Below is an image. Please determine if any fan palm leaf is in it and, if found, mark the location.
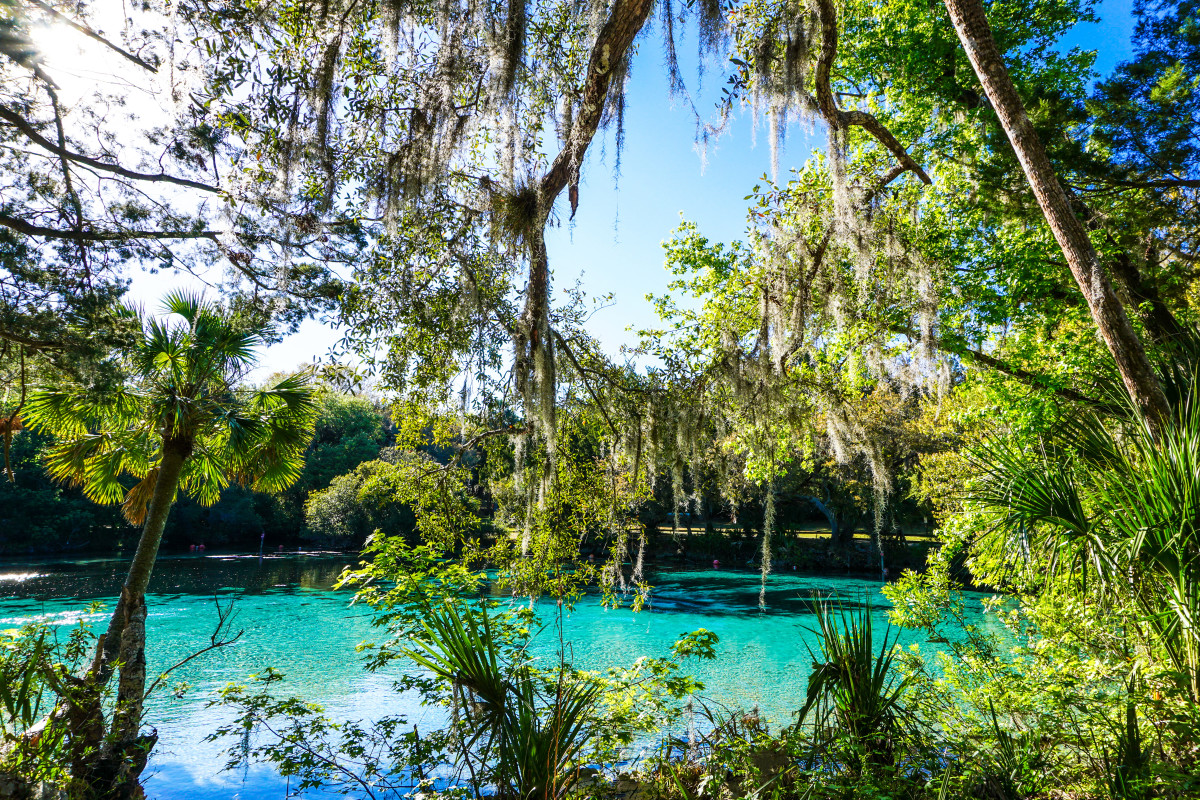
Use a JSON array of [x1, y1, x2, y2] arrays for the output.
[[969, 370, 1200, 700]]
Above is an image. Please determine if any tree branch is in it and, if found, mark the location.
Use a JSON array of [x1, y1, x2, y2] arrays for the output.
[[893, 324, 1109, 408], [552, 330, 619, 438], [142, 596, 243, 700], [0, 326, 68, 352], [538, 0, 655, 213], [0, 213, 222, 242], [22, 0, 158, 73], [811, 0, 931, 184], [0, 104, 220, 193]]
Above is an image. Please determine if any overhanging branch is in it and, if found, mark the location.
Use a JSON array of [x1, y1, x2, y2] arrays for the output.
[[0, 213, 221, 242], [0, 104, 220, 194], [23, 0, 158, 73], [812, 0, 931, 185]]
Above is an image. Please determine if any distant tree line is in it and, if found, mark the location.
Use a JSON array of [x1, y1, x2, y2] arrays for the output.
[[1, 382, 932, 557]]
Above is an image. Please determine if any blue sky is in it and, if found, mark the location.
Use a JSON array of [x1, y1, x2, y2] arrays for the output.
[[239, 0, 1139, 375]]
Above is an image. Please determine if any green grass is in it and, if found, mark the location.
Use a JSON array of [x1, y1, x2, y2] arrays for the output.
[[653, 522, 941, 543]]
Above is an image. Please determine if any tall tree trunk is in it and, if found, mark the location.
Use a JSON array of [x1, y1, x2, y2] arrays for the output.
[[68, 440, 190, 798], [941, 0, 1172, 435], [97, 441, 190, 682]]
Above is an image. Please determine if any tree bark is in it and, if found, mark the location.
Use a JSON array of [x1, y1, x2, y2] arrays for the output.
[[67, 439, 189, 798], [941, 0, 1171, 435], [812, 0, 931, 184], [97, 441, 190, 682], [538, 0, 654, 205]]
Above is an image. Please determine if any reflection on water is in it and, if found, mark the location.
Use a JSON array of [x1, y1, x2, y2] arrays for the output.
[[0, 553, 994, 800]]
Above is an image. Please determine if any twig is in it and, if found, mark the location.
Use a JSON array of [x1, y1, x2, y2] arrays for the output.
[[142, 597, 243, 700], [23, 0, 158, 72]]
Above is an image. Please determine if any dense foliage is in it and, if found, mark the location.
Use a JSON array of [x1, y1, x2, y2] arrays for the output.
[[5, 0, 1200, 795]]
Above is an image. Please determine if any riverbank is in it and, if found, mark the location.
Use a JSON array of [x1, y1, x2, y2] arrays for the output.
[[1, 555, 994, 799]]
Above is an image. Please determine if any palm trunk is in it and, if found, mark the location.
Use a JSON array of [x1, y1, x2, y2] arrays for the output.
[[98, 441, 190, 682], [941, 0, 1171, 436], [68, 440, 189, 798]]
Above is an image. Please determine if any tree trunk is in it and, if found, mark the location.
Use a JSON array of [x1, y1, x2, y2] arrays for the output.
[[1108, 247, 1185, 347], [68, 440, 189, 798], [801, 495, 842, 545], [97, 441, 190, 683], [509, 0, 653, 460], [941, 0, 1171, 435]]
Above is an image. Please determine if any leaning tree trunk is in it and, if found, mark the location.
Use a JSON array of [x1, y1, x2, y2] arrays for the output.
[[99, 439, 190, 687], [941, 0, 1172, 437], [69, 438, 191, 799], [801, 495, 843, 546]]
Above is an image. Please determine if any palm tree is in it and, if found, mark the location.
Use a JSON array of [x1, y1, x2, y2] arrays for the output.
[[24, 291, 317, 796]]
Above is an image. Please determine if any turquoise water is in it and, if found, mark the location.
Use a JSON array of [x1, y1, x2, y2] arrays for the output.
[[0, 553, 991, 798]]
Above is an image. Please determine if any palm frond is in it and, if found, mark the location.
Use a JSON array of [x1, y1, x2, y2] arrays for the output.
[[81, 446, 135, 506], [968, 437, 1090, 539], [972, 377, 1200, 700], [407, 602, 510, 717], [253, 373, 320, 418], [24, 390, 96, 439], [180, 448, 230, 507], [121, 469, 160, 526], [31, 293, 315, 544], [505, 678, 603, 798], [41, 429, 151, 501], [161, 289, 208, 323]]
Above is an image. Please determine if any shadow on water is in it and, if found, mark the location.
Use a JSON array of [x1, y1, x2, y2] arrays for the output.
[[0, 551, 357, 601], [646, 572, 881, 618], [2, 554, 883, 616]]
